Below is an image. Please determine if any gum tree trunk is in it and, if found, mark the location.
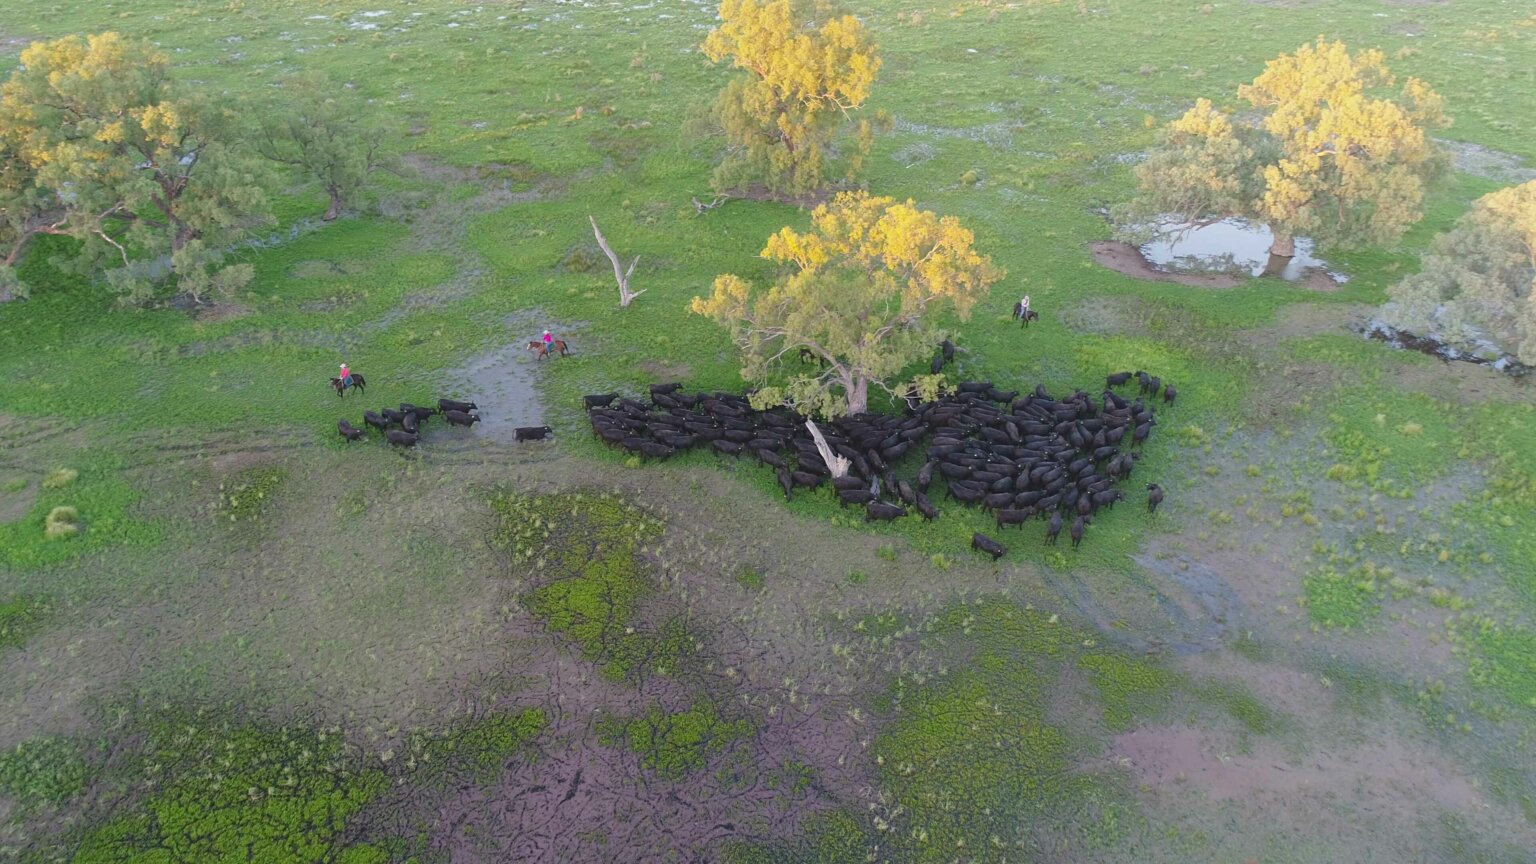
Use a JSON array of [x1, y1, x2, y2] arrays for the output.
[[324, 186, 344, 221], [1268, 229, 1295, 258], [846, 377, 869, 415]]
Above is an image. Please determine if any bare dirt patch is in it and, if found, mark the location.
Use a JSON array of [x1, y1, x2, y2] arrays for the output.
[[193, 301, 253, 323], [1092, 240, 1245, 288], [1057, 295, 1154, 337], [0, 34, 34, 54], [636, 359, 691, 381], [0, 477, 34, 523], [1439, 139, 1536, 184], [1111, 724, 1486, 811]]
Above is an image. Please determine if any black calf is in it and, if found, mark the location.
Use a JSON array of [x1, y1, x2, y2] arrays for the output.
[[971, 532, 1007, 561]]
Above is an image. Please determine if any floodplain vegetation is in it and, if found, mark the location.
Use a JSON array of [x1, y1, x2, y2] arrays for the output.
[[1, 0, 1536, 862]]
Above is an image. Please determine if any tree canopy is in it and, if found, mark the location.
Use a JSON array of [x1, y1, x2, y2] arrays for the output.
[[0, 32, 274, 303], [700, 0, 881, 199], [1382, 180, 1536, 364], [691, 191, 1003, 417], [255, 72, 394, 222], [1119, 37, 1448, 258]]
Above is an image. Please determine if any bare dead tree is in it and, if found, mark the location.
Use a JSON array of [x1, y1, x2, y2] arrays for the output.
[[589, 215, 645, 308], [804, 420, 850, 478], [691, 195, 728, 215]]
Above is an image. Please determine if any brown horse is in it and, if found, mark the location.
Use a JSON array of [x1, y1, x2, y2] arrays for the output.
[[527, 339, 569, 359], [329, 373, 366, 397]]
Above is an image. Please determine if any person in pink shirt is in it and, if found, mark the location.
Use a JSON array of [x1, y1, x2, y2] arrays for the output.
[[339, 362, 352, 389]]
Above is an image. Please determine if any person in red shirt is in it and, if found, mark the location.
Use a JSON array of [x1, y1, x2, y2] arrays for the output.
[[339, 362, 352, 389]]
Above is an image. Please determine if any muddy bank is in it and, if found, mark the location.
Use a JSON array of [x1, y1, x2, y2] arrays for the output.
[[1093, 241, 1344, 291], [1091, 214, 1348, 290], [1091, 241, 1245, 288], [1357, 318, 1532, 377]]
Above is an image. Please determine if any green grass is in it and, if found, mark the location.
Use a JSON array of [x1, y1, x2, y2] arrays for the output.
[[0, 736, 89, 807], [72, 718, 389, 864], [491, 491, 693, 681], [872, 601, 1149, 859], [0, 594, 52, 650], [597, 700, 751, 779], [1078, 653, 1176, 732], [216, 466, 288, 523], [408, 709, 548, 782]]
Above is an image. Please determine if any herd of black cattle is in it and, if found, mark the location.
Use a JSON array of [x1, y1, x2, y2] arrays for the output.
[[335, 398, 555, 447], [586, 369, 1174, 558]]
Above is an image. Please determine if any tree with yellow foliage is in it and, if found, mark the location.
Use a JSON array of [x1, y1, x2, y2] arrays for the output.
[[1120, 37, 1448, 262], [691, 191, 1003, 416], [0, 33, 271, 302], [700, 0, 880, 199], [1382, 180, 1536, 364]]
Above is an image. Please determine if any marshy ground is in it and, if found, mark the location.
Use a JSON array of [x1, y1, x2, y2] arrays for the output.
[[2, 1, 1536, 862]]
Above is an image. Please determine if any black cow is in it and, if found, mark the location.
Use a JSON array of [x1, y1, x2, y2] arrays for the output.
[[337, 419, 364, 442], [515, 426, 553, 442], [438, 398, 478, 413], [582, 393, 618, 410], [402, 403, 437, 422], [385, 430, 419, 448], [865, 502, 907, 521], [1070, 514, 1090, 549], [915, 492, 939, 521], [1147, 483, 1164, 514], [791, 471, 823, 489], [995, 508, 1032, 530], [444, 410, 481, 428], [363, 411, 389, 432], [971, 532, 1007, 561]]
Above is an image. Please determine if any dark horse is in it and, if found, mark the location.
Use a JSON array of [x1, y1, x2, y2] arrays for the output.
[[1012, 301, 1039, 327], [329, 372, 367, 397], [527, 339, 570, 360]]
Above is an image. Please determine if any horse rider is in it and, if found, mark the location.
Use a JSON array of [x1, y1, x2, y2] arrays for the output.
[[1016, 295, 1031, 320], [542, 330, 554, 351], [339, 362, 352, 389]]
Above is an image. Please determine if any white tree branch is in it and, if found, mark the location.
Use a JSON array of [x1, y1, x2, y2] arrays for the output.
[[589, 215, 644, 307]]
